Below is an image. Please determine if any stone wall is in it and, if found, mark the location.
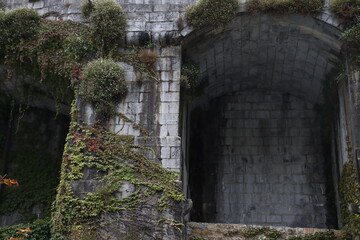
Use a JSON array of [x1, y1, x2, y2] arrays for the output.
[[4, 0, 360, 234], [4, 0, 344, 177], [188, 222, 346, 239]]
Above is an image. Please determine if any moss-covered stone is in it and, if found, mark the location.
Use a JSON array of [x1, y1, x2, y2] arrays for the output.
[[52, 103, 185, 239], [339, 159, 360, 238]]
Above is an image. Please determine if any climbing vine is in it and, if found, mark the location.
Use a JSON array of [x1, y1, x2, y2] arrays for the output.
[[180, 59, 201, 90], [339, 140, 360, 238], [341, 22, 360, 67], [51, 104, 184, 238], [330, 0, 360, 67]]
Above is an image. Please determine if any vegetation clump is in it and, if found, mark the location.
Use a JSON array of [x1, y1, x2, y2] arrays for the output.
[[339, 160, 360, 238], [242, 226, 282, 239], [342, 23, 360, 45], [81, 0, 127, 55], [137, 49, 157, 68], [330, 0, 360, 23], [246, 0, 324, 14], [180, 59, 201, 90], [341, 22, 360, 66], [0, 9, 94, 106], [0, 8, 40, 47], [288, 231, 343, 240], [0, 218, 51, 240], [0, 1, 4, 11], [185, 0, 240, 30], [79, 59, 127, 117], [52, 118, 185, 238]]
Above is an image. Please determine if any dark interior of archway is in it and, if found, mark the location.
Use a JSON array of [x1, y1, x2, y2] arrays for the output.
[[188, 90, 338, 228], [184, 14, 343, 229], [0, 92, 69, 226]]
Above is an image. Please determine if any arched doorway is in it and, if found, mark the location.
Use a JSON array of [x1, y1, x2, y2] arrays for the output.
[[182, 13, 342, 228]]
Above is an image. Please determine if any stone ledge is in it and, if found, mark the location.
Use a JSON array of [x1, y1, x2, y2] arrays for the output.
[[188, 222, 346, 239]]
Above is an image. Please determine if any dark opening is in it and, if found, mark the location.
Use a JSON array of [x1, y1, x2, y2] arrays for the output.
[[0, 93, 69, 226], [187, 90, 338, 228]]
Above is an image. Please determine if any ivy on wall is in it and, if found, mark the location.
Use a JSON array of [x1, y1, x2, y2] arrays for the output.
[[0, 0, 184, 239], [330, 0, 359, 67], [52, 113, 184, 239], [339, 140, 360, 238]]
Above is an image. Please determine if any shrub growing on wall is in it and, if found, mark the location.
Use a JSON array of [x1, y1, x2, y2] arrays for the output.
[[342, 22, 360, 66], [185, 0, 240, 30], [0, 8, 40, 50], [180, 59, 201, 89], [79, 59, 127, 116], [330, 0, 360, 23], [82, 0, 127, 55], [246, 0, 324, 14]]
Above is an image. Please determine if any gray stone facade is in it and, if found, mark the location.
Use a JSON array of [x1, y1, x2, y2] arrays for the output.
[[3, 0, 360, 233]]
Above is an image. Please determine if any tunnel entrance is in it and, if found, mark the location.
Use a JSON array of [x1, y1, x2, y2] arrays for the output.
[[0, 88, 70, 226], [188, 90, 329, 227], [182, 14, 342, 228]]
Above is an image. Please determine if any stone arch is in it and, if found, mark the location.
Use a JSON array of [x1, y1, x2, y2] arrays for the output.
[[181, 13, 343, 228]]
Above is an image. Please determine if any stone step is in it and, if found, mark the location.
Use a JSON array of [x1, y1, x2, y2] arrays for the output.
[[187, 222, 347, 240]]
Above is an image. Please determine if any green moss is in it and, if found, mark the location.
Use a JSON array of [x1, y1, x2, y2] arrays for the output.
[[52, 114, 185, 238], [246, 0, 324, 14], [79, 59, 127, 117], [339, 159, 360, 238], [189, 237, 206, 240], [288, 231, 342, 240], [330, 0, 360, 24], [0, 218, 51, 240], [185, 0, 240, 30], [242, 226, 282, 239], [84, 0, 127, 55]]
